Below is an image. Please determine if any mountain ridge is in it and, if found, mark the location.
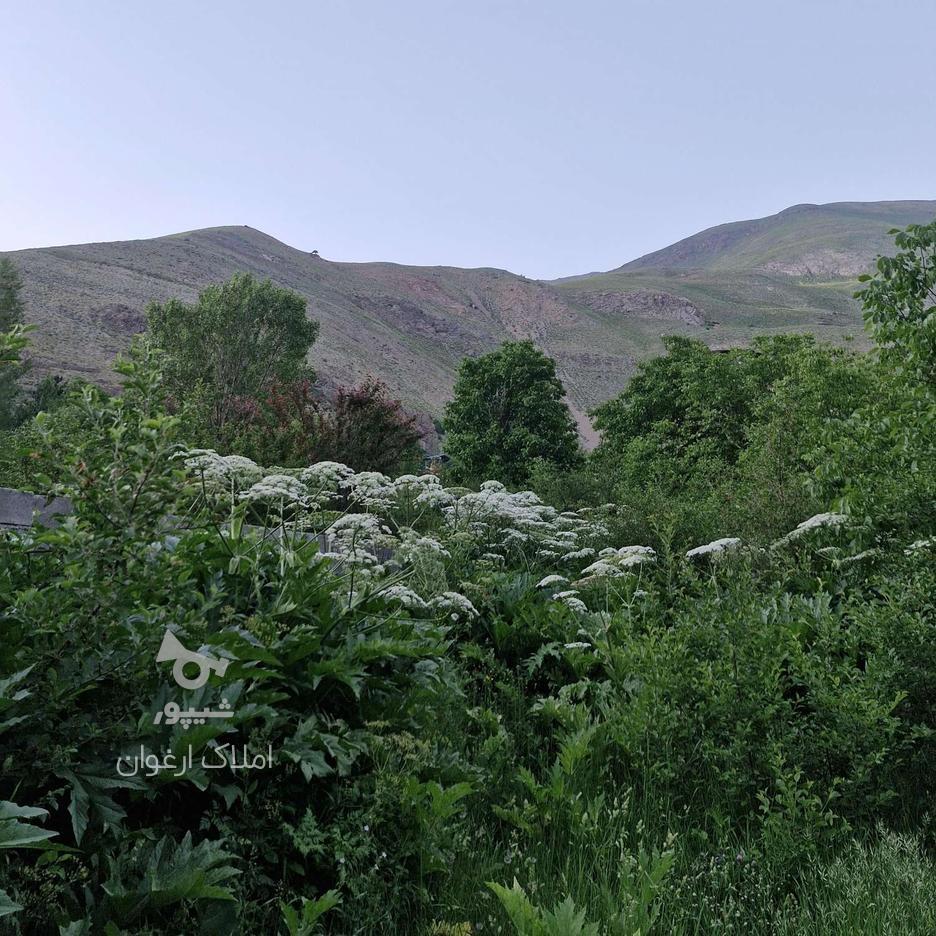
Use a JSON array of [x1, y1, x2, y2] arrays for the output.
[[4, 200, 934, 445]]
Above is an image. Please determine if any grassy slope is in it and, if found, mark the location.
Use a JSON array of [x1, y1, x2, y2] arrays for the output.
[[4, 200, 935, 434], [553, 201, 936, 358]]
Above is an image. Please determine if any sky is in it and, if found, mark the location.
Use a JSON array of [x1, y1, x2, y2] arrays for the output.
[[1, 0, 934, 279]]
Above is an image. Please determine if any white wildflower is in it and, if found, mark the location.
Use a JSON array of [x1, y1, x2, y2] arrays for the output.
[[381, 585, 429, 611], [773, 513, 850, 547], [182, 450, 264, 488], [342, 471, 395, 508], [430, 591, 478, 619], [561, 548, 596, 561], [536, 574, 569, 589], [579, 559, 626, 578], [686, 537, 742, 559], [397, 531, 451, 565], [300, 461, 354, 487], [239, 474, 308, 504], [616, 545, 656, 561], [558, 595, 588, 614]]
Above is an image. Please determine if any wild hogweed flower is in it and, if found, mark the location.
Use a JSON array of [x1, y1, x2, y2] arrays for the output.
[[685, 537, 742, 560], [772, 512, 849, 548], [239, 474, 309, 505]]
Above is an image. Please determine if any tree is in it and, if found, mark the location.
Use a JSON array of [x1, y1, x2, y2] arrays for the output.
[[857, 220, 936, 385], [443, 340, 581, 487], [145, 273, 319, 441], [0, 259, 27, 429], [589, 334, 868, 546], [812, 222, 936, 532], [319, 378, 424, 473], [222, 376, 424, 474]]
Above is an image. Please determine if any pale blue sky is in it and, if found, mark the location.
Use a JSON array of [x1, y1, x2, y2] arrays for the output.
[[2, 0, 934, 278]]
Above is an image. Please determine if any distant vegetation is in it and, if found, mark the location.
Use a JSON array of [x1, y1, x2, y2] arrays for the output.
[[6, 201, 936, 432], [0, 223, 934, 933], [0, 272, 425, 487], [443, 339, 582, 487]]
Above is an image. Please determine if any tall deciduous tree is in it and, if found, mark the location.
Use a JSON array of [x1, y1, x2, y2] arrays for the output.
[[813, 221, 936, 531], [857, 220, 936, 385], [145, 273, 319, 438], [443, 340, 581, 486]]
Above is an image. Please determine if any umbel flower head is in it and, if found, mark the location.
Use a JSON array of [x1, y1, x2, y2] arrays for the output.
[[686, 537, 742, 560]]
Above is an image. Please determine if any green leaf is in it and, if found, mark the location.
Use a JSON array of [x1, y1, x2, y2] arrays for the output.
[[0, 800, 57, 849], [541, 896, 600, 936], [56, 769, 143, 845], [488, 880, 545, 936], [0, 887, 23, 918]]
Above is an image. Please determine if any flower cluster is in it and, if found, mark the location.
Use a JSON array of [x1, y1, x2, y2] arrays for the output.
[[577, 545, 655, 582], [686, 537, 742, 560], [178, 451, 868, 626], [773, 512, 850, 548], [179, 449, 264, 490]]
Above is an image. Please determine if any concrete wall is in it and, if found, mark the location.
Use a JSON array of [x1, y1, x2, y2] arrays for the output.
[[0, 487, 73, 531]]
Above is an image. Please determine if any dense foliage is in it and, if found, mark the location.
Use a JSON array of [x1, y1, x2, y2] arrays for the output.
[[145, 273, 320, 442], [218, 375, 425, 474], [443, 340, 582, 487], [0, 259, 28, 429], [0, 224, 934, 933], [584, 334, 879, 547]]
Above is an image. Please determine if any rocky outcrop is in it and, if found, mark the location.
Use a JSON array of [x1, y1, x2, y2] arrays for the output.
[[570, 289, 705, 325]]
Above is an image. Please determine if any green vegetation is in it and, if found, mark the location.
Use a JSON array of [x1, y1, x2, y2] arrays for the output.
[[0, 259, 28, 429], [13, 203, 936, 436], [444, 340, 582, 487], [0, 225, 934, 933], [145, 272, 320, 443], [0, 274, 424, 490]]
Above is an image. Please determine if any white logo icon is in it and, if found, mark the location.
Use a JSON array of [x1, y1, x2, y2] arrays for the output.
[[156, 629, 229, 690]]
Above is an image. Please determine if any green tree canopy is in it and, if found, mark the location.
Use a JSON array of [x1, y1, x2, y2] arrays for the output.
[[812, 221, 936, 532], [145, 273, 319, 439], [589, 334, 874, 545], [443, 340, 581, 486], [857, 220, 936, 385], [591, 334, 819, 479]]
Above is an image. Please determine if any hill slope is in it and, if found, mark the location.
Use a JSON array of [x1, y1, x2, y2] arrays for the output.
[[5, 226, 624, 442], [552, 200, 936, 355], [4, 200, 934, 443], [615, 200, 936, 277]]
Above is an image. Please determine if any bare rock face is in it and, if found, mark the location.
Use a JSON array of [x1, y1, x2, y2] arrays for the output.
[[758, 251, 873, 279], [88, 303, 146, 336], [571, 289, 705, 325], [411, 411, 441, 455]]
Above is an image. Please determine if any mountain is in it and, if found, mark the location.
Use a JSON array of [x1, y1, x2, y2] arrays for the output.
[[554, 201, 936, 359], [615, 201, 936, 277], [3, 200, 934, 445]]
